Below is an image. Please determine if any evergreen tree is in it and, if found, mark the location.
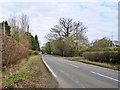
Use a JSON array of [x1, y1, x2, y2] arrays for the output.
[[2, 21, 11, 36], [27, 33, 40, 51], [35, 35, 40, 51]]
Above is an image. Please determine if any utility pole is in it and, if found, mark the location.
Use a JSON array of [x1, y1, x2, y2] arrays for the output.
[[27, 25, 29, 32], [3, 21, 5, 35], [111, 32, 113, 47], [11, 26, 12, 37]]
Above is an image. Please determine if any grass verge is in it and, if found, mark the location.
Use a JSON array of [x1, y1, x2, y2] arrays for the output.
[[51, 55, 119, 71], [49, 54, 64, 58], [2, 55, 39, 87], [76, 59, 119, 71], [65, 57, 84, 60]]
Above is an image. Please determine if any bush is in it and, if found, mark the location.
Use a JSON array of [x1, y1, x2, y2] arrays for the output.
[[28, 50, 39, 56], [106, 47, 120, 51], [78, 51, 83, 56], [82, 47, 120, 52], [83, 51, 119, 64], [2, 34, 39, 67]]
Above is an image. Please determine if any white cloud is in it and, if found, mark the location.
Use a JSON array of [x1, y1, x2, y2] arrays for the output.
[[0, 0, 119, 2], [0, 1, 118, 46]]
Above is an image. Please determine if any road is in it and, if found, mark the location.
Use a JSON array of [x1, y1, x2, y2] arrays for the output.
[[42, 55, 119, 88]]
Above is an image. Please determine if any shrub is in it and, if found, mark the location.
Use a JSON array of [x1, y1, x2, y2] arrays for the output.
[[83, 51, 119, 64], [2, 34, 39, 67], [78, 51, 83, 56], [82, 47, 120, 52], [106, 47, 120, 51]]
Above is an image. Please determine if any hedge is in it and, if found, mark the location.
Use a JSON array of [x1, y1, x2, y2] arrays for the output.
[[78, 47, 120, 57], [84, 47, 120, 52], [83, 51, 120, 64], [2, 34, 39, 67]]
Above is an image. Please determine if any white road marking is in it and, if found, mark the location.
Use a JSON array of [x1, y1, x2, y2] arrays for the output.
[[88, 64, 118, 72], [59, 69, 85, 88], [91, 71, 120, 82], [69, 64, 80, 68], [42, 56, 57, 77], [62, 62, 119, 83]]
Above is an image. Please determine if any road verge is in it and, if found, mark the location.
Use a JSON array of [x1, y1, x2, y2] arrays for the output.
[[2, 55, 59, 88], [50, 54, 119, 71]]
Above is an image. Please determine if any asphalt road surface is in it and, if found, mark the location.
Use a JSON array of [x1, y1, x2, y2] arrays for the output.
[[42, 55, 119, 88]]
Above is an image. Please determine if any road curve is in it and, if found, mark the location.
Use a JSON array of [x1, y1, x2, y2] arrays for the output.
[[42, 55, 119, 88]]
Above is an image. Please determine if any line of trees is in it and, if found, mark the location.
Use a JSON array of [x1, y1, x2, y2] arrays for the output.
[[0, 14, 40, 51], [42, 17, 119, 57], [42, 18, 89, 56], [1, 21, 11, 36], [90, 37, 114, 48]]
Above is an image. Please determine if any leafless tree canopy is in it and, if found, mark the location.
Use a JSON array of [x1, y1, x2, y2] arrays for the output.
[[8, 15, 17, 35], [46, 18, 87, 41], [7, 14, 31, 48], [20, 14, 29, 32], [8, 14, 29, 33]]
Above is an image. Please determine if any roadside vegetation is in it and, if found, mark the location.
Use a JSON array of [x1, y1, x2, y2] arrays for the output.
[[49, 54, 119, 70], [2, 56, 38, 87], [0, 14, 43, 88], [42, 18, 89, 57], [1, 14, 40, 51], [42, 17, 120, 71], [2, 55, 58, 88], [1, 14, 40, 68], [65, 56, 119, 70]]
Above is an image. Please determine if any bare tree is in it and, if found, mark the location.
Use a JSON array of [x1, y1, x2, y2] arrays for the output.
[[45, 17, 88, 56], [46, 18, 87, 41], [8, 15, 17, 35], [19, 14, 29, 32]]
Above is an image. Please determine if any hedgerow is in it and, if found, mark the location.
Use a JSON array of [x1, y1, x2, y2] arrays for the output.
[[83, 51, 120, 64]]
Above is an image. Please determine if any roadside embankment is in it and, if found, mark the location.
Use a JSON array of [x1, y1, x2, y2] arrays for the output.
[[65, 56, 120, 71], [2, 55, 59, 88], [50, 54, 120, 71], [1, 33, 59, 88]]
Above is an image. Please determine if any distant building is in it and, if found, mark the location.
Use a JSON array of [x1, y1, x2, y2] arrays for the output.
[[113, 40, 120, 46]]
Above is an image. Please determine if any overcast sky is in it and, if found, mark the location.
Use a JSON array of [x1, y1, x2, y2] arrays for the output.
[[0, 0, 118, 46]]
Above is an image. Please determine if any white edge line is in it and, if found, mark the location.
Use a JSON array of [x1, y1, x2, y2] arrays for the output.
[[91, 71, 120, 82], [89, 64, 118, 72], [42, 55, 57, 78]]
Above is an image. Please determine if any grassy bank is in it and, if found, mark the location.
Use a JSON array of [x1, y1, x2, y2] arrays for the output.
[[2, 55, 39, 87], [50, 54, 119, 71], [3, 55, 58, 88], [65, 56, 119, 71], [77, 59, 119, 71]]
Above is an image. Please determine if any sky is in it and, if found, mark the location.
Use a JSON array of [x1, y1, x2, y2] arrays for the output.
[[0, 0, 119, 46]]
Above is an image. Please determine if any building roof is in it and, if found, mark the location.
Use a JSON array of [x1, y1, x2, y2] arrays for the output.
[[113, 40, 120, 46]]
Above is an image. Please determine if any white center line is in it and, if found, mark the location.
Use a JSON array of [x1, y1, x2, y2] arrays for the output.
[[67, 63, 119, 83], [69, 64, 80, 68], [59, 69, 85, 88], [91, 71, 119, 82]]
